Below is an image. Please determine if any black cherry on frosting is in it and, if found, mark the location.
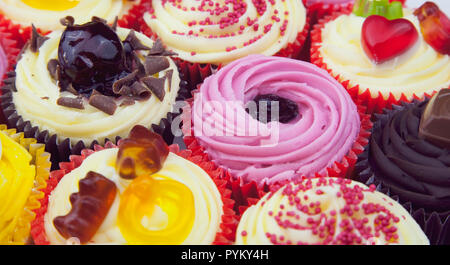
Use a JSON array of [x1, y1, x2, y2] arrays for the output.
[[58, 20, 126, 96], [247, 94, 299, 124]]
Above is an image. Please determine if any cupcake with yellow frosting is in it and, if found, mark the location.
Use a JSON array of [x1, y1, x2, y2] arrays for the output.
[[136, 0, 310, 90], [0, 124, 51, 244], [236, 176, 429, 245], [0, 0, 141, 48], [311, 0, 450, 113], [1, 17, 186, 165], [31, 125, 237, 245]]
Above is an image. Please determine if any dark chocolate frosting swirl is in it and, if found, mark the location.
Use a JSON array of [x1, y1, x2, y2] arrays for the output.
[[369, 100, 450, 215]]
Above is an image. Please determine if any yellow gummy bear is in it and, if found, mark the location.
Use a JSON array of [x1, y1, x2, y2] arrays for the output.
[[21, 0, 80, 11], [118, 173, 195, 245]]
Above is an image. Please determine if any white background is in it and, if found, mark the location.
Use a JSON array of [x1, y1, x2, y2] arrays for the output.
[[407, 0, 450, 15]]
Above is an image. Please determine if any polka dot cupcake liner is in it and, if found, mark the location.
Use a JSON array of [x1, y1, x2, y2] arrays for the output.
[[354, 100, 449, 245], [310, 10, 446, 114], [30, 142, 239, 245], [136, 1, 311, 92]]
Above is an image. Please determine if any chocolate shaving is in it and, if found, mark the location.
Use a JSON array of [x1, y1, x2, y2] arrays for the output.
[[66, 83, 79, 95], [91, 16, 107, 24], [41, 97, 49, 100], [144, 56, 170, 76], [30, 25, 49, 53], [130, 81, 151, 100], [141, 76, 166, 101], [165, 70, 174, 92], [149, 39, 165, 55], [47, 59, 60, 80], [124, 30, 150, 51], [57, 97, 84, 109], [131, 51, 146, 77], [120, 97, 136, 107], [89, 94, 117, 115], [113, 70, 138, 95], [60, 16, 75, 27], [111, 16, 118, 31]]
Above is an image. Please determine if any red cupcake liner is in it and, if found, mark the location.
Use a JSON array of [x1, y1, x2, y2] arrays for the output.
[[306, 1, 353, 26], [310, 11, 446, 114], [0, 1, 143, 49], [181, 90, 373, 213], [30, 142, 239, 245], [137, 1, 310, 91]]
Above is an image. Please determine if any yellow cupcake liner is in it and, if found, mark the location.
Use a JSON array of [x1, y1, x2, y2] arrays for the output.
[[0, 124, 51, 245]]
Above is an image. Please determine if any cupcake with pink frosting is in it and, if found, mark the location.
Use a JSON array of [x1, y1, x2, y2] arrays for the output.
[[182, 55, 371, 187]]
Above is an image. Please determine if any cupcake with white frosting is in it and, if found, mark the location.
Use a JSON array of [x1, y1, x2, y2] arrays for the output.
[[311, 0, 450, 113], [0, 0, 140, 47], [31, 125, 237, 245], [236, 176, 429, 245], [136, 0, 310, 90], [1, 17, 184, 165]]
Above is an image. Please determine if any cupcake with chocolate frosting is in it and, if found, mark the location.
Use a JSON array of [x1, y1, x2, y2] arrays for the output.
[[1, 17, 184, 166], [356, 89, 450, 244], [236, 176, 429, 245]]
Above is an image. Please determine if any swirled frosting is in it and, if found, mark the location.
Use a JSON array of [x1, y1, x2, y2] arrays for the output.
[[0, 44, 6, 79], [44, 149, 223, 245], [0, 131, 35, 243], [190, 55, 360, 185], [368, 100, 450, 215], [12, 27, 180, 145], [143, 0, 306, 64], [317, 12, 450, 100], [236, 177, 429, 245], [0, 0, 135, 32]]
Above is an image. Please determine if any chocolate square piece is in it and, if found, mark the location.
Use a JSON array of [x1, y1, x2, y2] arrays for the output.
[[419, 89, 450, 149]]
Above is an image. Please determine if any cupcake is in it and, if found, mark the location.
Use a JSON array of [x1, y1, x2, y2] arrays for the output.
[[235, 176, 429, 245], [137, 0, 310, 90], [311, 0, 450, 113], [31, 125, 236, 245], [305, 0, 406, 23], [1, 17, 184, 166], [0, 124, 51, 244], [0, 0, 140, 48], [182, 54, 371, 187], [356, 89, 450, 244]]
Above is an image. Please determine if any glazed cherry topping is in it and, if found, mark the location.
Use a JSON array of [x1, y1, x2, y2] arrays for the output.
[[247, 94, 299, 124], [58, 21, 126, 96]]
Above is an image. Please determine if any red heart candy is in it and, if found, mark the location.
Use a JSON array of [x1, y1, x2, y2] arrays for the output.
[[362, 15, 419, 64]]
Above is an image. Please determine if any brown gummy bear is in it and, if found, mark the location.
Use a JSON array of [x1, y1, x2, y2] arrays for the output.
[[53, 171, 117, 244], [116, 125, 169, 180]]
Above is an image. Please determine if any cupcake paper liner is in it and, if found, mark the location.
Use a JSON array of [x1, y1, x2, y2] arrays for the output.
[[306, 1, 353, 26], [0, 30, 20, 79], [181, 90, 373, 192], [0, 124, 51, 244], [0, 67, 190, 169], [0, 1, 143, 49], [30, 142, 239, 245], [137, 1, 310, 92], [310, 11, 446, 114], [354, 100, 450, 245]]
